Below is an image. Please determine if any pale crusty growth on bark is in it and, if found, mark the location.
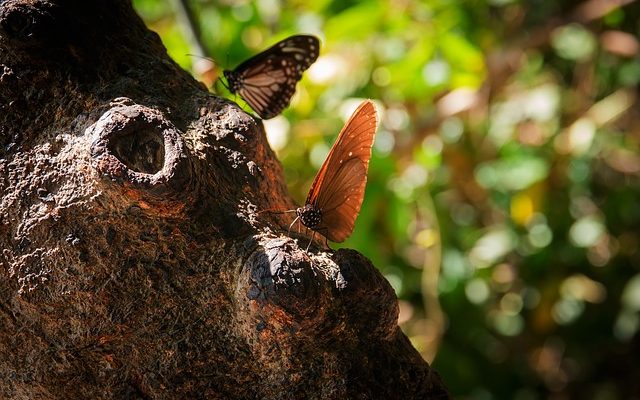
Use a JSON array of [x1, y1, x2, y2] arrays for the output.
[[0, 0, 450, 398]]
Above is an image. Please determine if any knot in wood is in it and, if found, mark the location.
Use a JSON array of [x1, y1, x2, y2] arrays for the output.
[[88, 101, 193, 208], [0, 3, 33, 39], [236, 236, 399, 343]]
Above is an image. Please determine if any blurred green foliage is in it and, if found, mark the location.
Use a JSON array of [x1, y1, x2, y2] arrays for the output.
[[134, 0, 640, 398]]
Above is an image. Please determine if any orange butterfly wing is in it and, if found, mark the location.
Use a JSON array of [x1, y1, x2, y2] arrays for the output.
[[306, 100, 378, 242]]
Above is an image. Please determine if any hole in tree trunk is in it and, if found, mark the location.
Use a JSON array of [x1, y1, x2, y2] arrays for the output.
[[108, 128, 165, 174]]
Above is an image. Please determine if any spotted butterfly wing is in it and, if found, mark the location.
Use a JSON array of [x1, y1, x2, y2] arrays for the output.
[[223, 35, 320, 119], [296, 100, 378, 242]]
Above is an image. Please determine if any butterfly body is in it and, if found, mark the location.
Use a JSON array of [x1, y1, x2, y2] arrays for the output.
[[296, 204, 322, 229], [222, 70, 242, 93], [294, 100, 379, 244], [223, 35, 320, 119]]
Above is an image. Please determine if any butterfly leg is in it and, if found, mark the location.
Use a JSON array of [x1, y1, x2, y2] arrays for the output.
[[213, 79, 222, 95], [315, 227, 331, 250], [306, 230, 316, 251], [288, 216, 300, 237]]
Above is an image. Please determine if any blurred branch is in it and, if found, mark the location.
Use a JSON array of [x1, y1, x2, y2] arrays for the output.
[[419, 192, 445, 363], [572, 0, 637, 24], [404, 0, 639, 157], [487, 0, 638, 97], [170, 0, 208, 57], [169, 0, 216, 81]]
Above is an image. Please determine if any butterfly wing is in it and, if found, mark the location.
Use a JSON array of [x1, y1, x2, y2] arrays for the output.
[[306, 100, 379, 242], [225, 35, 320, 119]]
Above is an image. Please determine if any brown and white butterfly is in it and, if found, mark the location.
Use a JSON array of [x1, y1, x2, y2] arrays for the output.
[[223, 34, 320, 119], [289, 100, 379, 246]]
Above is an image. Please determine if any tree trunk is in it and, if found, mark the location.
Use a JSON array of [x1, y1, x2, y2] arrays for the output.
[[0, 0, 450, 398]]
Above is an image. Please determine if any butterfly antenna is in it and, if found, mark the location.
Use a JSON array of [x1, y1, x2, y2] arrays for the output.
[[257, 208, 296, 215], [186, 53, 215, 63]]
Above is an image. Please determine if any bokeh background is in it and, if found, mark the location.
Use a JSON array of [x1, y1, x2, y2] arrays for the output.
[[132, 0, 640, 398]]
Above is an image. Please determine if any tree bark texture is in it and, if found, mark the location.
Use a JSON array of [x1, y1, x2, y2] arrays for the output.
[[0, 1, 450, 398]]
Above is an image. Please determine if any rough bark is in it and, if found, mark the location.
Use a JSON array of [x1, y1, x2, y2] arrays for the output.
[[0, 0, 450, 398]]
